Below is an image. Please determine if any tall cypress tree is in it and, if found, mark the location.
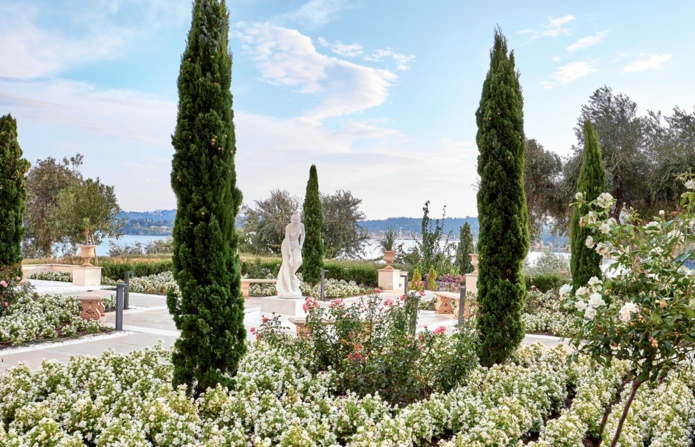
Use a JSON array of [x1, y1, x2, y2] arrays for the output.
[[475, 28, 529, 367], [168, 0, 245, 395], [0, 114, 29, 271], [302, 165, 324, 285], [570, 121, 605, 289], [455, 222, 474, 275]]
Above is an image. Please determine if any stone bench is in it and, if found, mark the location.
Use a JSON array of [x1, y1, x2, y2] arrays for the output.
[[434, 291, 471, 320], [241, 279, 276, 298]]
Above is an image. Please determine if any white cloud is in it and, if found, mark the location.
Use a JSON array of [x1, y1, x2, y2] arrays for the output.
[[317, 37, 330, 47], [566, 30, 608, 52], [364, 49, 416, 71], [279, 0, 351, 27], [622, 54, 673, 73], [233, 22, 398, 120], [552, 61, 596, 84], [331, 42, 364, 57], [542, 15, 575, 37], [0, 3, 133, 79], [540, 81, 554, 90]]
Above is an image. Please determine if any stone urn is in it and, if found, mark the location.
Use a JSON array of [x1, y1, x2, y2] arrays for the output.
[[470, 253, 479, 275], [382, 250, 396, 269], [78, 244, 97, 266]]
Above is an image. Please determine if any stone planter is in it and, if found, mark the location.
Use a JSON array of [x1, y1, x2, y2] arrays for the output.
[[78, 244, 97, 266], [77, 296, 104, 321], [470, 253, 479, 274], [382, 250, 396, 269]]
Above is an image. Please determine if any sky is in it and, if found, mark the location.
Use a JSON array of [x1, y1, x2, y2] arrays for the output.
[[1, 0, 694, 219]]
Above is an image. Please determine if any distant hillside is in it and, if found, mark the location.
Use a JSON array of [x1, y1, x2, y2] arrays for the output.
[[361, 217, 479, 239], [117, 210, 566, 247]]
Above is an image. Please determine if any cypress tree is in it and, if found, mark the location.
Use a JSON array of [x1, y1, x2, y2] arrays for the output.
[[475, 28, 529, 367], [168, 0, 245, 395], [0, 114, 29, 271], [302, 165, 324, 285], [455, 222, 474, 275], [570, 121, 605, 289]]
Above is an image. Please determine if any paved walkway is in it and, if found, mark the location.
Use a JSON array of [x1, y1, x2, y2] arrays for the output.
[[0, 281, 564, 373]]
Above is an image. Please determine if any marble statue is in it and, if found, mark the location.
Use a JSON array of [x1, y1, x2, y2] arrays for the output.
[[276, 211, 305, 298]]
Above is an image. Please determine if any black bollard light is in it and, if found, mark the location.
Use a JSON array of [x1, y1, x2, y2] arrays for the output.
[[115, 283, 126, 331]]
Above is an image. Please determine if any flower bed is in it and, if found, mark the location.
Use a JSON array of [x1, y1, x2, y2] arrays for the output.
[[28, 271, 73, 282], [248, 278, 373, 299], [0, 293, 101, 345], [1, 339, 694, 445]]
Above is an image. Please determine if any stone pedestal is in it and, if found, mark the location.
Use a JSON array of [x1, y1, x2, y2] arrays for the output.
[[77, 296, 104, 321], [261, 296, 306, 316], [377, 268, 403, 291], [465, 253, 478, 295], [72, 266, 102, 286]]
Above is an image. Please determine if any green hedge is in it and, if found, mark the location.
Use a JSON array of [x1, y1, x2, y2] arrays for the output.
[[100, 259, 173, 281], [98, 255, 382, 287], [525, 272, 568, 293]]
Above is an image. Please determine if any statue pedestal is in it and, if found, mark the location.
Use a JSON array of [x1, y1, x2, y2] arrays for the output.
[[261, 296, 306, 316], [378, 268, 403, 291], [72, 266, 102, 286]]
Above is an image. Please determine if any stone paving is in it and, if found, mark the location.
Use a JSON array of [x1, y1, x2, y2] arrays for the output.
[[0, 280, 564, 372]]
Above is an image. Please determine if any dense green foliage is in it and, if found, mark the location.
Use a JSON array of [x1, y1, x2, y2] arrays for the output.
[[301, 165, 324, 285], [0, 114, 29, 270], [475, 28, 529, 367], [239, 189, 299, 254], [454, 222, 474, 274], [23, 155, 83, 257], [524, 139, 562, 242], [570, 121, 605, 289], [168, 0, 245, 395], [48, 178, 123, 250], [320, 190, 369, 258]]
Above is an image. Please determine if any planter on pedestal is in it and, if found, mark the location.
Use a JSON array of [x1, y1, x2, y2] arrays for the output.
[[382, 250, 396, 269], [78, 244, 97, 266]]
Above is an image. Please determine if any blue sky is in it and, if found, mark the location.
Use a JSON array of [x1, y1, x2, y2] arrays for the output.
[[1, 0, 693, 219]]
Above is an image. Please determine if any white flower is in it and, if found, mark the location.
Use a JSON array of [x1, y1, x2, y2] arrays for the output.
[[686, 179, 695, 190], [586, 211, 598, 224], [595, 242, 609, 256], [659, 210, 665, 216], [596, 192, 614, 209], [619, 302, 638, 323], [588, 292, 605, 308], [667, 229, 685, 244], [576, 286, 588, 297], [644, 221, 660, 230], [559, 284, 572, 298], [585, 236, 595, 249], [599, 222, 611, 234], [575, 300, 587, 311], [588, 276, 602, 287], [584, 307, 596, 319], [575, 192, 584, 201], [651, 246, 664, 256]]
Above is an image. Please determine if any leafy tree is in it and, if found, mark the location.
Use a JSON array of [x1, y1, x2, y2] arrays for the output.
[[48, 178, 124, 254], [570, 121, 605, 289], [0, 114, 30, 270], [240, 189, 300, 255], [565, 86, 647, 223], [523, 139, 562, 242], [455, 222, 474, 275], [23, 155, 82, 257], [302, 165, 324, 285], [168, 0, 245, 395], [475, 28, 529, 367], [426, 266, 437, 291], [321, 190, 368, 258]]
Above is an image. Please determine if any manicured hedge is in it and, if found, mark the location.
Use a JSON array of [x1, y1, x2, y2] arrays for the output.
[[525, 272, 567, 292], [100, 259, 173, 281], [323, 260, 380, 287]]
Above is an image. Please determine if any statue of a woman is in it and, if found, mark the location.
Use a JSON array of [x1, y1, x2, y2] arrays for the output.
[[276, 211, 305, 298]]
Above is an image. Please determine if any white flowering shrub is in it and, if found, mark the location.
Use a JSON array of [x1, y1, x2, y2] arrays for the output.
[[29, 271, 73, 282], [126, 271, 179, 296], [0, 294, 100, 345], [249, 278, 372, 299], [1, 335, 694, 445]]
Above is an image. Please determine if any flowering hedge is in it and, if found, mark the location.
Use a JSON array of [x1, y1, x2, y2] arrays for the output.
[[29, 271, 73, 282], [1, 340, 694, 445], [248, 278, 372, 299]]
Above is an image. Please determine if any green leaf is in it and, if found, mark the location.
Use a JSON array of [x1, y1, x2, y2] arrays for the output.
[[651, 312, 662, 324]]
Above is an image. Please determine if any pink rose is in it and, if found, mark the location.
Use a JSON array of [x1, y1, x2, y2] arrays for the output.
[[374, 288, 381, 293], [0, 280, 7, 288], [250, 327, 256, 333], [383, 298, 394, 307], [433, 326, 446, 335]]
